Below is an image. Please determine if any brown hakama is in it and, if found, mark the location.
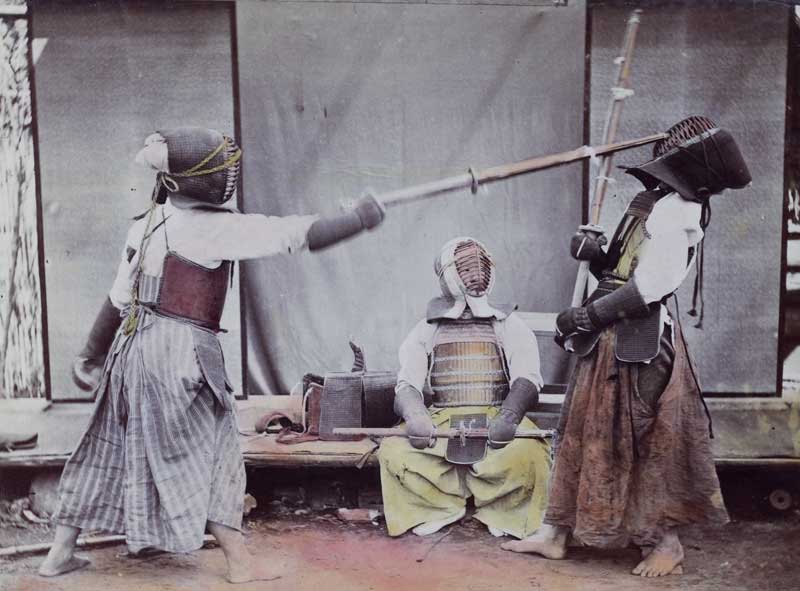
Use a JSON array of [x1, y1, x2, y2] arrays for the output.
[[544, 324, 728, 548]]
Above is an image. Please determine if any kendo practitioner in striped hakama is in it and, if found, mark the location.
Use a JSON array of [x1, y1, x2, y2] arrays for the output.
[[39, 127, 385, 582], [503, 117, 751, 577], [379, 237, 551, 539]]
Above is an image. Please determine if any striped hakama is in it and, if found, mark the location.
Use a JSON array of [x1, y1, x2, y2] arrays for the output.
[[55, 309, 245, 553]]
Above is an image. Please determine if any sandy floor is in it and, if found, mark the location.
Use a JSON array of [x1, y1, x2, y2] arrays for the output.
[[2, 506, 799, 591]]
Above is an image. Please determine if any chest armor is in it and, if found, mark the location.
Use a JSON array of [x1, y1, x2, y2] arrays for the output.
[[138, 252, 230, 331], [602, 190, 659, 284], [585, 190, 665, 362], [429, 320, 509, 407]]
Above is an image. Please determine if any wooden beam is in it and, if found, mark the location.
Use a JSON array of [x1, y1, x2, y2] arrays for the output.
[[0, 6, 27, 17], [0, 454, 68, 468]]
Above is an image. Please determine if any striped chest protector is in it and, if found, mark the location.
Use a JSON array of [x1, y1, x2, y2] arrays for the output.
[[429, 319, 509, 407]]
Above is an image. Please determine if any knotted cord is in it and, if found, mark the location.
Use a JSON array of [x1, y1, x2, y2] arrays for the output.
[[688, 202, 712, 328], [156, 138, 242, 200], [122, 195, 158, 335]]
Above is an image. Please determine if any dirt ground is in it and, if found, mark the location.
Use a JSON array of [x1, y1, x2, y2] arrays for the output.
[[1, 500, 799, 591]]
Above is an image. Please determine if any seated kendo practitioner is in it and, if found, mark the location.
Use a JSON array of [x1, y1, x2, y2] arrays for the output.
[[378, 237, 551, 538]]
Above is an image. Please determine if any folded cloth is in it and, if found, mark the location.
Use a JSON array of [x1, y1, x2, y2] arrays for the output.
[[0, 431, 38, 451]]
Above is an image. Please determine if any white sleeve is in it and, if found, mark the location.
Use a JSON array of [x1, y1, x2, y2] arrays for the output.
[[634, 209, 695, 303], [500, 313, 544, 390], [396, 319, 433, 395], [108, 221, 146, 310], [179, 211, 319, 262]]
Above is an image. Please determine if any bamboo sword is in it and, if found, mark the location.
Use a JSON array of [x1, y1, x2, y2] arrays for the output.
[[333, 427, 553, 440], [570, 8, 644, 309], [375, 132, 666, 210]]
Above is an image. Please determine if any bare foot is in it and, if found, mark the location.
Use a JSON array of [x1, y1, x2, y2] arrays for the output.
[[38, 555, 90, 577], [207, 520, 283, 584], [632, 531, 684, 577], [500, 525, 568, 559], [226, 561, 284, 584]]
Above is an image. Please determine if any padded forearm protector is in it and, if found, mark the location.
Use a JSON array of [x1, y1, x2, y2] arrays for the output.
[[569, 232, 607, 262], [501, 377, 540, 420], [307, 211, 365, 252], [488, 378, 539, 447], [586, 279, 650, 329], [393, 385, 428, 420], [79, 297, 123, 360], [394, 385, 434, 449], [307, 195, 384, 251]]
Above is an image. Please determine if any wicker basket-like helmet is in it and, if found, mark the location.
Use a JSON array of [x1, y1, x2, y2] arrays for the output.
[[623, 116, 751, 202], [154, 127, 241, 205]]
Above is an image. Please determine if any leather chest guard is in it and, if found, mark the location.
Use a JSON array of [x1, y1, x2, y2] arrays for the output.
[[429, 320, 510, 407], [149, 252, 230, 331]]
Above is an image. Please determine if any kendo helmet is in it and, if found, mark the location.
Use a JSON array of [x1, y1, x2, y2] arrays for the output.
[[138, 127, 242, 207], [434, 237, 495, 299], [622, 116, 751, 203]]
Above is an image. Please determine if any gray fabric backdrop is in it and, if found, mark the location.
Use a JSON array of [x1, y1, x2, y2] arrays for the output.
[[237, 1, 586, 395], [34, 1, 242, 399], [32, 1, 787, 399], [591, 4, 787, 394]]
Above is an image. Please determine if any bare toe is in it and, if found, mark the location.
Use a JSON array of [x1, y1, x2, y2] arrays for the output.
[[39, 556, 90, 577], [227, 573, 282, 584], [226, 564, 284, 584], [632, 534, 683, 577]]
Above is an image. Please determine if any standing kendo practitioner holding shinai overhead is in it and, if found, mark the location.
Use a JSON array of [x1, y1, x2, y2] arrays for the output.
[[503, 117, 751, 577], [39, 127, 385, 583], [379, 237, 551, 539]]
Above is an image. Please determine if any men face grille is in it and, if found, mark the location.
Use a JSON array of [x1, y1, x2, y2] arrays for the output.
[[223, 136, 241, 203], [453, 240, 494, 297], [653, 115, 717, 158]]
